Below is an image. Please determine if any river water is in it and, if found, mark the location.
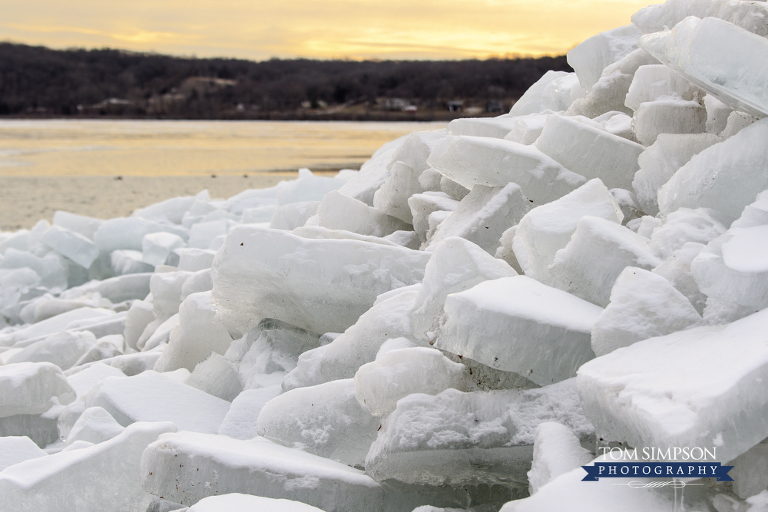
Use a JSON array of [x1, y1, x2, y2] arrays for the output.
[[0, 119, 446, 176]]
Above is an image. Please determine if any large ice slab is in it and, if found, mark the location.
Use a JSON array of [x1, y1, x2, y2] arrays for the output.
[[508, 71, 572, 116], [591, 267, 701, 357], [513, 179, 622, 286], [425, 183, 531, 254], [550, 216, 662, 307], [567, 25, 642, 91], [407, 192, 459, 245], [447, 116, 520, 139], [658, 118, 768, 222], [625, 64, 700, 112], [427, 135, 585, 207], [435, 276, 600, 386], [211, 226, 429, 336], [578, 307, 768, 464], [337, 136, 407, 206], [6, 330, 97, 370], [0, 421, 175, 512], [0, 362, 76, 417], [93, 217, 187, 253], [365, 379, 594, 486], [257, 379, 379, 466], [632, 98, 708, 146], [85, 371, 229, 433], [536, 115, 644, 191], [639, 16, 768, 118], [41, 225, 100, 269], [141, 433, 383, 510]]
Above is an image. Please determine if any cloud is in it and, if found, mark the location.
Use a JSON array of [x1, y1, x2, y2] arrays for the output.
[[0, 0, 651, 60]]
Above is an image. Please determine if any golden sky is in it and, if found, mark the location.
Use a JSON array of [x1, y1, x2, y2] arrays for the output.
[[1, 0, 653, 60]]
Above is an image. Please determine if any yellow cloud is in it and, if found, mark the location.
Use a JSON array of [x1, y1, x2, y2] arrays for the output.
[[1, 0, 653, 60]]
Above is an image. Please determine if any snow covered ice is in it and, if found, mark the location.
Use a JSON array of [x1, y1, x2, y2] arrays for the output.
[[3, 2, 768, 509]]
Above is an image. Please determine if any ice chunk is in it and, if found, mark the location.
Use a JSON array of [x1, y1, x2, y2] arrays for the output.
[[691, 226, 768, 310], [211, 226, 429, 336], [318, 191, 410, 237], [141, 232, 185, 267], [188, 220, 229, 249], [439, 175, 469, 201], [0, 307, 113, 348], [704, 94, 732, 134], [217, 385, 282, 440], [186, 353, 242, 402], [535, 115, 644, 190], [85, 371, 229, 433], [653, 241, 708, 313], [632, 98, 707, 146], [495, 226, 523, 274], [566, 49, 659, 119], [123, 299, 154, 351], [257, 379, 379, 466], [285, 288, 420, 390], [412, 237, 517, 342], [418, 167, 443, 192], [60, 273, 152, 303], [154, 291, 232, 373], [93, 217, 187, 253], [577, 307, 768, 464], [632, 133, 720, 215], [373, 160, 422, 224], [0, 436, 47, 471], [354, 347, 466, 416], [408, 192, 459, 245], [0, 362, 76, 417], [567, 25, 642, 91], [447, 116, 520, 139], [632, 0, 768, 37], [658, 118, 768, 222], [141, 433, 383, 509], [0, 421, 176, 512], [133, 195, 196, 224], [110, 249, 155, 275], [513, 180, 622, 286], [503, 113, 551, 145], [0, 248, 67, 290], [276, 168, 353, 206], [41, 225, 100, 269], [66, 362, 126, 398], [382, 230, 419, 249], [138, 313, 179, 352], [639, 16, 768, 118], [6, 330, 97, 371], [549, 216, 662, 307], [366, 379, 594, 486], [729, 442, 768, 500], [527, 422, 593, 495], [64, 406, 124, 446], [425, 183, 532, 254], [176, 248, 217, 272], [337, 135, 407, 206], [270, 201, 321, 231], [649, 207, 727, 258], [591, 267, 701, 357], [236, 319, 320, 391], [53, 211, 103, 240], [187, 493, 325, 512], [500, 455, 672, 512], [509, 71, 571, 116], [427, 136, 585, 206], [625, 64, 701, 112], [436, 276, 601, 386]]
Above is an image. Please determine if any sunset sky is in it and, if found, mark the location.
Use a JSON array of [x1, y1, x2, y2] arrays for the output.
[[2, 0, 652, 60]]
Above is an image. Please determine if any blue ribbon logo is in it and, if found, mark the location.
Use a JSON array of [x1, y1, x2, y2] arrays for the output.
[[582, 462, 733, 482]]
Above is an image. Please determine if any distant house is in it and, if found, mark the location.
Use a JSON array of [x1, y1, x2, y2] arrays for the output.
[[383, 98, 410, 111], [486, 100, 505, 113], [446, 100, 464, 112]]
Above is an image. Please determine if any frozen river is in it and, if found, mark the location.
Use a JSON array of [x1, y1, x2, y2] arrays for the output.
[[0, 119, 445, 177]]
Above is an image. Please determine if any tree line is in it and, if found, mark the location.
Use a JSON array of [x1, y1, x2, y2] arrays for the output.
[[0, 42, 571, 119]]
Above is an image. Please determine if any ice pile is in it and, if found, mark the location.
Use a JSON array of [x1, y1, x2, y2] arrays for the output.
[[2, 1, 768, 510]]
